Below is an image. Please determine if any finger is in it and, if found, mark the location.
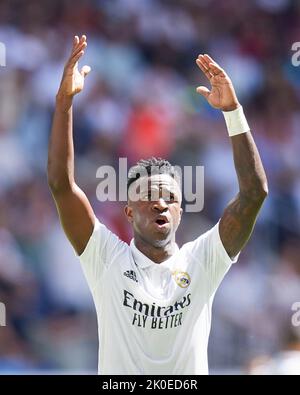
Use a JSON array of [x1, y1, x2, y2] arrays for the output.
[[198, 54, 211, 70], [196, 57, 209, 72], [208, 62, 226, 77], [199, 54, 225, 77], [196, 86, 210, 99], [68, 50, 85, 67], [80, 65, 91, 77], [77, 35, 87, 48], [208, 63, 226, 78], [73, 35, 79, 46], [204, 54, 220, 67], [196, 59, 212, 80], [203, 54, 226, 76], [71, 35, 79, 53], [67, 42, 87, 66], [197, 55, 213, 73], [71, 41, 87, 58], [71, 35, 86, 55], [80, 34, 87, 43]]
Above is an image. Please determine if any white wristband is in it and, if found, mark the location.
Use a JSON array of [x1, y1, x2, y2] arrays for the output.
[[222, 105, 250, 137]]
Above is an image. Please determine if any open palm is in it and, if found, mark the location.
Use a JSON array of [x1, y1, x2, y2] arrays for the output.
[[196, 54, 239, 112], [58, 35, 91, 98]]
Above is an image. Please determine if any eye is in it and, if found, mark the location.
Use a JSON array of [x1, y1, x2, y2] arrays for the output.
[[168, 193, 177, 202]]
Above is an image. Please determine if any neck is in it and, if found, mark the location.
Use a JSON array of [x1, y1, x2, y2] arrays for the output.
[[134, 236, 176, 264]]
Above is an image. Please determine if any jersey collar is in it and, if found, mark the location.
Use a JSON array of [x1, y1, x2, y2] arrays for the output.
[[130, 238, 179, 269]]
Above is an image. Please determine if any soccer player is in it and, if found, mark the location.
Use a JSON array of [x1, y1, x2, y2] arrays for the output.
[[48, 35, 268, 374]]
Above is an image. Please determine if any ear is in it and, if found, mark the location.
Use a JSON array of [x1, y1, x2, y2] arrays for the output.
[[124, 204, 133, 224], [179, 207, 183, 223]]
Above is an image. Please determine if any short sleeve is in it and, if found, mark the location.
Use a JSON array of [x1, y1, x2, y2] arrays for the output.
[[79, 216, 122, 293], [185, 221, 239, 298]]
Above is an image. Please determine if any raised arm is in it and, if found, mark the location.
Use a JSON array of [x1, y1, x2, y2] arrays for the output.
[[48, 35, 95, 255], [196, 54, 268, 259]]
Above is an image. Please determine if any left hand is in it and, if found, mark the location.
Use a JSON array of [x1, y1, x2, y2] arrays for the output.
[[196, 54, 240, 112]]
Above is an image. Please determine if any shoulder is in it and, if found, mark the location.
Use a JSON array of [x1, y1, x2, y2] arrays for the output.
[[79, 216, 130, 263], [180, 222, 219, 254], [180, 221, 236, 265]]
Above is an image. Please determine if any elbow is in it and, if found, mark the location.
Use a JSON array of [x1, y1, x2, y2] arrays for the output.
[[47, 162, 72, 194], [254, 183, 269, 206], [47, 175, 61, 194], [253, 182, 269, 204], [47, 172, 61, 194], [240, 181, 269, 205], [260, 181, 269, 200], [48, 176, 72, 194], [47, 160, 58, 191]]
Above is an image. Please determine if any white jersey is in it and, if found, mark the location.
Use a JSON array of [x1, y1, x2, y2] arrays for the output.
[[79, 218, 237, 375]]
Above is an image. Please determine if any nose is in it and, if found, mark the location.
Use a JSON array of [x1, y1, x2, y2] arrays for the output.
[[152, 198, 168, 213]]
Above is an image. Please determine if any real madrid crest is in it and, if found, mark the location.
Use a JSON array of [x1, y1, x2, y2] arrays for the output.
[[172, 271, 191, 288]]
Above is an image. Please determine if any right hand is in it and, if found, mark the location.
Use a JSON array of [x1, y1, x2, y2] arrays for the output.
[[57, 35, 91, 99]]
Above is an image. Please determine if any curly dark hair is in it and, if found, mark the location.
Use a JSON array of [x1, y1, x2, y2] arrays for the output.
[[127, 157, 180, 191]]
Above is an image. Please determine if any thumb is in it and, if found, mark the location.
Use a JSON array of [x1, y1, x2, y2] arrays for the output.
[[196, 86, 210, 99], [80, 65, 91, 78]]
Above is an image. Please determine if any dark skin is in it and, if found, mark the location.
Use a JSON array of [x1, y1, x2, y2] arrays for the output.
[[48, 35, 95, 255], [124, 175, 183, 263], [196, 54, 268, 258], [48, 36, 268, 261]]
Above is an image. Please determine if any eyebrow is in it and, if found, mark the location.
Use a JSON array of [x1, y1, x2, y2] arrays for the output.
[[145, 185, 178, 192], [144, 187, 180, 199]]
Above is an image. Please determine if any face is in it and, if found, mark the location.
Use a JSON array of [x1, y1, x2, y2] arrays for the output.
[[124, 174, 183, 247]]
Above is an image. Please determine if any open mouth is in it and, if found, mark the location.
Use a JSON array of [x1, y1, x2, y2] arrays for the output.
[[156, 219, 167, 225], [155, 217, 169, 226]]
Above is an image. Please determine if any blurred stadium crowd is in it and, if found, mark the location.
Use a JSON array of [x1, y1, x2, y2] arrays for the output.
[[0, 0, 300, 374]]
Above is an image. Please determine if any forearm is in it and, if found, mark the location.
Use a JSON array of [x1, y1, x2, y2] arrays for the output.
[[219, 131, 268, 258], [47, 94, 75, 192], [231, 132, 268, 202]]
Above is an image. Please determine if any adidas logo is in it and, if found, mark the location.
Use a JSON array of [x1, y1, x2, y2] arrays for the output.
[[123, 270, 138, 283]]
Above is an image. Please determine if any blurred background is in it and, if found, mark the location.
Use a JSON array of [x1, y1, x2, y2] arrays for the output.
[[0, 0, 300, 374]]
